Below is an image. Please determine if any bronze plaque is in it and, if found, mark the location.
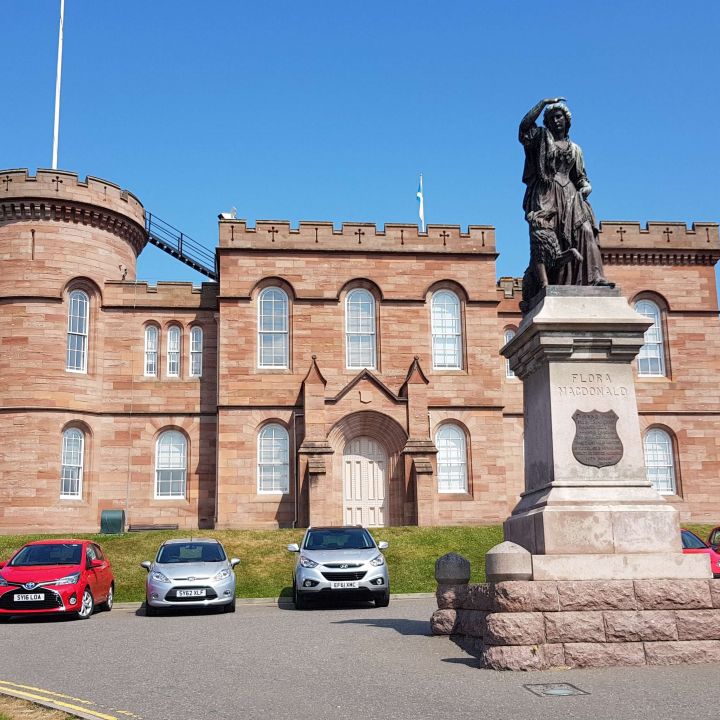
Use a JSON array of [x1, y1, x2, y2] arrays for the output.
[[571, 410, 623, 468]]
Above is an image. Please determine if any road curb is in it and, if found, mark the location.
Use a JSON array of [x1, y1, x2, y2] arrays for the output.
[[115, 591, 435, 609], [0, 685, 123, 720]]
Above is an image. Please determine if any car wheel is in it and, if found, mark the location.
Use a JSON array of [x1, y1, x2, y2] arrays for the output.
[[375, 591, 390, 608], [223, 598, 236, 613], [76, 587, 95, 619], [293, 580, 307, 610], [145, 597, 158, 617], [100, 583, 114, 612]]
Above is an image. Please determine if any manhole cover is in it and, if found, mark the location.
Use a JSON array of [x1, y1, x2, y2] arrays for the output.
[[524, 683, 589, 697]]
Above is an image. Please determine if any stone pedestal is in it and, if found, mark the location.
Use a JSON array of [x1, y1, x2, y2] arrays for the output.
[[432, 578, 720, 670], [501, 287, 707, 580]]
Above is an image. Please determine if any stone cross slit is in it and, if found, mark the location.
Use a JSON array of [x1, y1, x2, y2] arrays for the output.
[[268, 226, 278, 242], [616, 227, 626, 242], [2, 176, 12, 192], [439, 230, 450, 246], [663, 227, 673, 242], [52, 176, 63, 192], [355, 228, 364, 245]]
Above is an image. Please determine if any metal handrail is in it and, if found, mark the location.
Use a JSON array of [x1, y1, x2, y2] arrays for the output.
[[145, 212, 218, 280]]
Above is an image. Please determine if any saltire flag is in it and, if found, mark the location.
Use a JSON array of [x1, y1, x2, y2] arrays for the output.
[[417, 174, 425, 232]]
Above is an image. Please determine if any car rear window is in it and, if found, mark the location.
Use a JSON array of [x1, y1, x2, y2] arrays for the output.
[[157, 543, 226, 563], [304, 529, 375, 550], [681, 530, 707, 550], [11, 543, 83, 566]]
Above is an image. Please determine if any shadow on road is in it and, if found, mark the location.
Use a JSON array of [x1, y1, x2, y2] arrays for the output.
[[332, 617, 431, 636]]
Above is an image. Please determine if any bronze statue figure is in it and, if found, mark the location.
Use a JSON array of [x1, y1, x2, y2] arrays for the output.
[[519, 97, 612, 311]]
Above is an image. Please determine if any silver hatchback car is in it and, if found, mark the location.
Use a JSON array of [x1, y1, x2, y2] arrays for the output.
[[141, 539, 240, 616], [288, 526, 389, 609]]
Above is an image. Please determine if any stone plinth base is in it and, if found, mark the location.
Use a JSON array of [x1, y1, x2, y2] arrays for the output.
[[431, 579, 720, 670]]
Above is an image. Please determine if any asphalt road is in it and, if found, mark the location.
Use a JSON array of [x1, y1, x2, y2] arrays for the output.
[[1, 597, 719, 720]]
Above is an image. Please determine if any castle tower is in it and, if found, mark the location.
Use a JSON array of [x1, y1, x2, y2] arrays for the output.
[[0, 169, 147, 531]]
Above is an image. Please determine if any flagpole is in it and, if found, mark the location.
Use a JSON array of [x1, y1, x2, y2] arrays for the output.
[[51, 0, 65, 170]]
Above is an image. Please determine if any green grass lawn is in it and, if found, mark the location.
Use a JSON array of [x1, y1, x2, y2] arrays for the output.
[[0, 525, 504, 603]]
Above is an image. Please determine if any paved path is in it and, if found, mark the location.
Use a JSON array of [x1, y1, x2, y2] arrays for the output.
[[2, 597, 719, 720]]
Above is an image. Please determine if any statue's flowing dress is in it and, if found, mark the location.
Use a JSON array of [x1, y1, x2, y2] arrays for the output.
[[519, 123, 607, 286]]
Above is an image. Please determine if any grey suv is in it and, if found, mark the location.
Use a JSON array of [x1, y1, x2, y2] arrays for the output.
[[287, 526, 389, 609]]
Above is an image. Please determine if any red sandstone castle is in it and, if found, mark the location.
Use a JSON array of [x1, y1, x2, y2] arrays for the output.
[[1, 169, 719, 533]]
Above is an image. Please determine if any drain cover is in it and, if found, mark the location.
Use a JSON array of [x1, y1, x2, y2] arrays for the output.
[[524, 683, 589, 697]]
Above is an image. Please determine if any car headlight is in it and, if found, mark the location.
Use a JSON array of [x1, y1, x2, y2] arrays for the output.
[[151, 570, 171, 583], [53, 572, 81, 586], [299, 555, 318, 568], [213, 568, 231, 581], [369, 555, 385, 567], [0, 575, 8, 586]]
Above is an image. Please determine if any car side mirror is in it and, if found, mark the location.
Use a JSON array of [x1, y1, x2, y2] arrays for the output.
[[0, 561, 5, 569], [230, 558, 241, 568], [377, 541, 389, 550], [287, 543, 300, 553], [140, 561, 152, 571], [90, 558, 103, 569]]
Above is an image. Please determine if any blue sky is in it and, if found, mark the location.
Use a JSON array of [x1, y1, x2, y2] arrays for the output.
[[4, 1, 719, 284]]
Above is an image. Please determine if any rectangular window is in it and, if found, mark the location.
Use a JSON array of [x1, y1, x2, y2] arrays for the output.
[[60, 430, 84, 498], [167, 327, 180, 377], [190, 328, 203, 377], [145, 327, 158, 377], [66, 291, 88, 373]]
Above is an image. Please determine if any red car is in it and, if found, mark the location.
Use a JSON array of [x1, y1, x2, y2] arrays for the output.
[[0, 539, 114, 620], [681, 529, 720, 578]]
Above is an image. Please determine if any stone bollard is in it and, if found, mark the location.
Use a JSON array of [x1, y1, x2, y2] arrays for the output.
[[485, 541, 533, 582], [431, 552, 471, 635]]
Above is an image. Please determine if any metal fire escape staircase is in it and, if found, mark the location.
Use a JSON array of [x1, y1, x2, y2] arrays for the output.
[[145, 212, 218, 281]]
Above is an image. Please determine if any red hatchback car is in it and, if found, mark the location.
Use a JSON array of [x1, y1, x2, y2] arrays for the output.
[[681, 529, 720, 578], [0, 539, 114, 620]]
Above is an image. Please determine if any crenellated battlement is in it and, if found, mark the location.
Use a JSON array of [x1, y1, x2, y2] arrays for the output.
[[599, 221, 719, 251], [0, 168, 146, 253], [218, 219, 495, 254]]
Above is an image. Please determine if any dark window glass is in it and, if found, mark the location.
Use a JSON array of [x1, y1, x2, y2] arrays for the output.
[[11, 543, 83, 566], [303, 528, 375, 551], [681, 530, 707, 550]]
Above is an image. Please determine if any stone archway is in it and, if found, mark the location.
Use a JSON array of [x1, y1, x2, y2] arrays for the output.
[[328, 411, 408, 526]]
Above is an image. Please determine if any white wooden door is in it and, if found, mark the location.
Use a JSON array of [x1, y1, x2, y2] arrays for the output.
[[343, 437, 387, 527]]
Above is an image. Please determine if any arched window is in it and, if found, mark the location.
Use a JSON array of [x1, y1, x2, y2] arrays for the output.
[[635, 300, 666, 377], [60, 428, 84, 498], [190, 326, 203, 377], [155, 430, 187, 498], [504, 328, 516, 378], [257, 424, 289, 494], [258, 288, 289, 368], [346, 289, 376, 369], [436, 424, 468, 493], [431, 291, 462, 369], [643, 428, 677, 495], [144, 326, 159, 377], [166, 326, 181, 377], [66, 290, 89, 372]]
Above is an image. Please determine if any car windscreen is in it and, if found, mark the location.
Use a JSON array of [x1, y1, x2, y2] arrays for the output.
[[157, 543, 226, 563], [681, 530, 707, 550], [10, 543, 82, 566], [303, 529, 375, 551]]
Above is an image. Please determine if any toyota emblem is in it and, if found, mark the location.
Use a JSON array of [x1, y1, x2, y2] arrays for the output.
[[23, 582, 37, 590], [188, 577, 195, 582]]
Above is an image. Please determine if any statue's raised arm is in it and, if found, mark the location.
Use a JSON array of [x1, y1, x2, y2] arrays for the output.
[[518, 97, 613, 312]]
